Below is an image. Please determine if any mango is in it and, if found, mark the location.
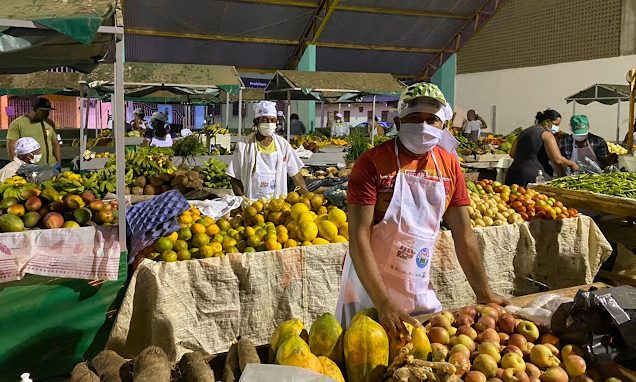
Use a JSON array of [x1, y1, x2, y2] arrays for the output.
[[0, 214, 25, 232]]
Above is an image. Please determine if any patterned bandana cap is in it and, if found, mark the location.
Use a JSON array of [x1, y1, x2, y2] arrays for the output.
[[398, 82, 448, 118], [15, 137, 40, 155], [254, 101, 277, 118], [570, 114, 590, 135]]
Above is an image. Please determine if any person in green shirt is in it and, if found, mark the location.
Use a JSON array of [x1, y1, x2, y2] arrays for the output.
[[6, 97, 61, 168]]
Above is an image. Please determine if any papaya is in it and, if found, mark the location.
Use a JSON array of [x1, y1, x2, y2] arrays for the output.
[[350, 307, 379, 325], [0, 214, 25, 232], [309, 313, 343, 359], [318, 356, 345, 382], [275, 335, 323, 374], [344, 315, 389, 382], [270, 318, 303, 354]]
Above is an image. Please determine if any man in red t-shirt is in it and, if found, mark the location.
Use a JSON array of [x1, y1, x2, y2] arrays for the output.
[[336, 83, 507, 340]]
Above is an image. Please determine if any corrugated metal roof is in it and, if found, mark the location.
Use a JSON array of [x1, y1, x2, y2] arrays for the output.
[[123, 0, 503, 78]]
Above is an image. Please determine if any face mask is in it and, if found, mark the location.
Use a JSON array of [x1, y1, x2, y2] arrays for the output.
[[398, 123, 442, 155], [30, 154, 42, 164], [438, 130, 460, 156], [258, 123, 277, 136], [551, 124, 560, 133]]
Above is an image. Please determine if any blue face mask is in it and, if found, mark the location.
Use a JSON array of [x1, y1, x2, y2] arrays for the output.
[[551, 124, 560, 133]]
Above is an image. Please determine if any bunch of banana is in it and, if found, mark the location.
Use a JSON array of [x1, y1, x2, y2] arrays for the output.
[[199, 158, 230, 188], [83, 165, 134, 195], [50, 171, 86, 194], [203, 123, 229, 136], [3, 176, 27, 186], [0, 177, 40, 200], [330, 138, 348, 146], [125, 147, 176, 178]]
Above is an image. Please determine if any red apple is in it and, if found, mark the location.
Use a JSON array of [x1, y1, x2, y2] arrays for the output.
[[481, 307, 500, 320], [460, 305, 479, 320], [563, 355, 586, 378], [486, 302, 504, 316], [428, 327, 450, 345], [458, 325, 478, 340], [526, 363, 541, 378], [499, 332, 510, 345], [456, 313, 475, 327], [508, 334, 528, 351], [497, 313, 518, 334], [540, 367, 568, 382], [476, 316, 497, 332]]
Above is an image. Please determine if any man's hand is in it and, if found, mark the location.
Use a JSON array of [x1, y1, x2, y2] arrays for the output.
[[377, 302, 421, 341], [477, 292, 509, 306]]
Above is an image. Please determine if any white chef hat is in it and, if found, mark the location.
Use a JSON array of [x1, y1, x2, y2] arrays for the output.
[[254, 101, 277, 118], [15, 137, 40, 155], [335, 113, 343, 119], [277, 110, 284, 117]]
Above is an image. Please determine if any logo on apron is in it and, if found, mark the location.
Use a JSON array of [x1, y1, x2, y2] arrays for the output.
[[396, 245, 415, 260], [415, 247, 430, 269]]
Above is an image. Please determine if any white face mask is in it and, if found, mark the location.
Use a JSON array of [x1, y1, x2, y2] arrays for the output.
[[551, 124, 560, 133], [398, 123, 442, 155], [258, 122, 277, 136], [30, 154, 42, 164]]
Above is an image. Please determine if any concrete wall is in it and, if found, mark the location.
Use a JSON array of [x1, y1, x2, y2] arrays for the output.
[[455, 54, 636, 142], [314, 102, 396, 130]]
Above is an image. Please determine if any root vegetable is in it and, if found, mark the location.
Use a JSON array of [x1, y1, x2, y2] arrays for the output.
[[133, 346, 171, 382], [71, 362, 100, 382], [237, 338, 261, 372], [223, 342, 241, 382], [179, 351, 215, 382], [92, 350, 126, 382]]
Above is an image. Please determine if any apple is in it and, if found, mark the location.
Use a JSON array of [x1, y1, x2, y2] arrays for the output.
[[516, 321, 540, 342], [571, 376, 594, 382], [476, 316, 497, 332], [481, 306, 500, 320], [496, 369, 505, 379], [530, 345, 561, 369], [489, 379, 504, 382], [428, 327, 450, 345], [501, 352, 526, 372], [502, 369, 530, 382], [466, 371, 487, 382], [497, 313, 518, 334], [499, 333, 510, 345], [430, 314, 452, 330], [478, 341, 502, 362], [486, 302, 504, 316], [501, 345, 524, 358], [449, 326, 457, 337], [473, 354, 499, 379], [431, 342, 449, 362], [450, 344, 471, 358], [509, 334, 528, 351], [453, 334, 476, 352], [460, 305, 479, 320], [561, 344, 584, 360], [530, 378, 540, 382], [563, 355, 586, 378], [448, 352, 471, 376], [458, 325, 478, 340], [544, 343, 559, 357], [456, 313, 475, 327], [526, 363, 541, 378], [479, 328, 501, 344], [539, 333, 560, 347], [540, 367, 568, 382], [440, 310, 455, 324]]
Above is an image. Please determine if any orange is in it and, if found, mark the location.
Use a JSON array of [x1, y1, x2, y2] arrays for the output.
[[253, 214, 265, 225], [247, 235, 261, 248], [244, 206, 258, 218], [177, 212, 193, 226], [244, 226, 256, 237], [191, 223, 206, 234], [177, 227, 192, 241], [206, 223, 220, 236], [277, 231, 289, 243], [252, 201, 264, 213], [216, 218, 231, 232], [209, 242, 223, 253], [212, 234, 224, 243]]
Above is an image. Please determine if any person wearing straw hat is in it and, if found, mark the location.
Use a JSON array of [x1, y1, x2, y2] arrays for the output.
[[6, 97, 60, 168], [0, 137, 42, 181], [559, 115, 608, 169], [227, 101, 308, 199], [336, 82, 507, 337]]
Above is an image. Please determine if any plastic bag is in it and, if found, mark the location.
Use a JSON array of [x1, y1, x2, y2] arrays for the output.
[[16, 164, 59, 183], [504, 293, 573, 328], [188, 195, 243, 220], [239, 364, 333, 382]]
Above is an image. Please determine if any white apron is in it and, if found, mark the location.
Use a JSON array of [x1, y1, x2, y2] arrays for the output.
[[151, 135, 173, 147], [250, 147, 284, 200], [335, 142, 446, 327], [571, 140, 598, 166]]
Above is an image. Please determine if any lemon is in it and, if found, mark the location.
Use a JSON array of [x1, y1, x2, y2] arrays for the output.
[[286, 191, 301, 204], [222, 237, 237, 250], [290, 203, 310, 220], [317, 220, 338, 242], [155, 237, 174, 252], [310, 194, 325, 210], [338, 224, 348, 238], [191, 223, 206, 234], [178, 212, 193, 226], [191, 233, 211, 248], [312, 238, 330, 245], [178, 227, 192, 241], [277, 231, 289, 243], [301, 241, 313, 246], [298, 212, 314, 223], [328, 208, 347, 227], [244, 206, 258, 218], [177, 249, 191, 261], [209, 242, 223, 253], [283, 239, 298, 248], [161, 250, 178, 262], [244, 226, 256, 237], [252, 201, 264, 213], [269, 199, 284, 212], [173, 239, 189, 252], [199, 245, 214, 258], [298, 221, 318, 242], [206, 223, 220, 236], [316, 206, 328, 216], [333, 235, 348, 243]]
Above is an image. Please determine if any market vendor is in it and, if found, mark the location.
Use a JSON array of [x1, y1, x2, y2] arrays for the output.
[[227, 101, 309, 199], [143, 112, 173, 147], [130, 108, 148, 132], [559, 115, 609, 168], [331, 113, 349, 137], [506, 109, 578, 186], [0, 137, 42, 181], [336, 82, 507, 337]]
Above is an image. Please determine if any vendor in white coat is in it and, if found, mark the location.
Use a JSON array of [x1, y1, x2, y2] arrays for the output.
[[227, 101, 309, 199], [0, 137, 42, 181], [331, 113, 349, 137]]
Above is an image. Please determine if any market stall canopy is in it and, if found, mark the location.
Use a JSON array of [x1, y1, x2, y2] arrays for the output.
[[0, 71, 83, 95], [218, 88, 266, 102], [565, 84, 630, 105], [123, 0, 503, 78], [265, 70, 405, 101], [0, 0, 119, 74]]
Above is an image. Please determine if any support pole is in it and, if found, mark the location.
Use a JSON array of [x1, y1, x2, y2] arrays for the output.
[[287, 90, 291, 141], [371, 95, 376, 146], [238, 89, 243, 137], [572, 102, 576, 115], [629, 69, 636, 154], [94, 99, 99, 138], [225, 92, 230, 129], [113, 35, 127, 251], [320, 102, 325, 130], [79, 86, 85, 170], [617, 101, 621, 143]]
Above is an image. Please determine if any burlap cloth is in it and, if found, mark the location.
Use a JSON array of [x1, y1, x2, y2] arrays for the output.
[[107, 216, 611, 361]]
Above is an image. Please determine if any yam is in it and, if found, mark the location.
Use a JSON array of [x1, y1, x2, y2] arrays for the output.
[[133, 346, 171, 382], [131, 187, 144, 196], [134, 176, 147, 188], [178, 351, 215, 382], [91, 350, 126, 382], [143, 185, 159, 196], [223, 342, 241, 382], [237, 338, 260, 373], [71, 362, 100, 382]]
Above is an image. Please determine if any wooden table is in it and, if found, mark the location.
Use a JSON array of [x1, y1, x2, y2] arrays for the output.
[[531, 184, 636, 218]]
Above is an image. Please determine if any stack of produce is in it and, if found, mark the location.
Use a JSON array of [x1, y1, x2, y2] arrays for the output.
[[300, 166, 340, 181], [0, 176, 116, 233], [548, 172, 636, 199], [199, 157, 231, 189], [82, 150, 113, 161], [143, 191, 349, 261], [172, 135, 208, 157], [267, 304, 624, 382], [607, 142, 628, 155], [467, 180, 577, 226]]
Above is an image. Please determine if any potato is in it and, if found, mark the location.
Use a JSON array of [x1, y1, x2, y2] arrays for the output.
[[71, 362, 100, 382], [133, 346, 171, 382], [92, 350, 126, 382], [179, 352, 215, 382], [223, 342, 241, 382], [237, 338, 261, 373]]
